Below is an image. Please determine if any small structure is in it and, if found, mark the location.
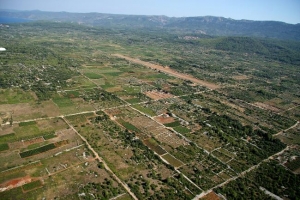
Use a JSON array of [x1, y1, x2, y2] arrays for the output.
[[0, 47, 6, 51]]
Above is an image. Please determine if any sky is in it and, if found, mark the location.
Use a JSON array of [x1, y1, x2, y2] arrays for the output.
[[0, 0, 299, 24]]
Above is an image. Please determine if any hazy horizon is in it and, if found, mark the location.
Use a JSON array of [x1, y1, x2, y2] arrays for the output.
[[0, 0, 300, 24]]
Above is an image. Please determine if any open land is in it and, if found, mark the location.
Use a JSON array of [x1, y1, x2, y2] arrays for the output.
[[0, 21, 299, 200]]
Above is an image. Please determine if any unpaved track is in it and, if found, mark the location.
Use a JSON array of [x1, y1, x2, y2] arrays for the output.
[[113, 54, 220, 90], [62, 117, 138, 200]]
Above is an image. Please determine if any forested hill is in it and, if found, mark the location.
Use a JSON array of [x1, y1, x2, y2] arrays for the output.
[[1, 10, 300, 41]]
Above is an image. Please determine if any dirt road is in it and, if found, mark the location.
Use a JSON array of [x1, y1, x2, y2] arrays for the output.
[[113, 54, 220, 90], [62, 117, 138, 200]]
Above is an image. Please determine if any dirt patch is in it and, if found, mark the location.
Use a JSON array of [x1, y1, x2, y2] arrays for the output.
[[253, 102, 280, 112], [113, 54, 220, 90], [154, 115, 175, 124], [105, 86, 123, 92], [0, 175, 32, 192], [23, 137, 44, 146], [201, 191, 221, 200], [145, 90, 174, 100], [232, 75, 249, 80], [0, 101, 60, 121]]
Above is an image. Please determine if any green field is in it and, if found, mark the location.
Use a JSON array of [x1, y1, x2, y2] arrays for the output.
[[173, 126, 190, 134], [162, 153, 184, 168], [22, 180, 43, 192], [20, 143, 56, 158], [52, 97, 74, 107], [84, 72, 103, 79], [132, 104, 156, 116], [164, 121, 181, 127], [43, 133, 57, 140], [0, 143, 9, 151], [117, 119, 141, 133], [19, 121, 37, 127], [0, 133, 16, 143]]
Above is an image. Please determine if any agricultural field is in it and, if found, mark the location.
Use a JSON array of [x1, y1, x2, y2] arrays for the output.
[[0, 20, 299, 199]]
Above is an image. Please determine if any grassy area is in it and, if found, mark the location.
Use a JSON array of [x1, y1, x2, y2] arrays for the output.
[[0, 89, 34, 104], [125, 98, 141, 104], [20, 140, 68, 158], [84, 72, 103, 79], [0, 133, 16, 143], [65, 90, 80, 98], [20, 143, 56, 158], [0, 143, 9, 151], [143, 138, 167, 155], [164, 121, 181, 127], [162, 153, 184, 168], [173, 126, 190, 134], [52, 97, 74, 107], [22, 180, 43, 192], [19, 121, 37, 126], [132, 104, 156, 116], [117, 119, 141, 133], [43, 133, 57, 140]]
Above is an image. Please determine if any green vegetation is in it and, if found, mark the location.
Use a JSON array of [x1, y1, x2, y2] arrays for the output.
[[117, 119, 141, 133], [52, 97, 74, 107], [20, 143, 56, 158], [173, 126, 190, 134], [43, 133, 56, 140], [0, 17, 299, 199], [132, 104, 156, 116], [0, 133, 15, 143], [20, 140, 67, 158], [0, 143, 9, 151], [164, 121, 181, 127], [19, 121, 37, 126], [162, 154, 184, 168], [22, 180, 43, 191], [84, 72, 103, 79]]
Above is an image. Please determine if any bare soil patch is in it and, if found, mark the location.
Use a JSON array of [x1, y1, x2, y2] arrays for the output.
[[0, 175, 33, 192], [114, 54, 220, 90], [145, 90, 174, 100], [154, 115, 175, 124], [232, 75, 249, 80], [105, 86, 123, 93], [0, 101, 60, 121], [200, 191, 221, 200], [253, 102, 280, 112], [23, 137, 44, 146]]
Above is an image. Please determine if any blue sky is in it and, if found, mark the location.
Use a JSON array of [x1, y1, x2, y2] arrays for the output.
[[1, 0, 299, 24]]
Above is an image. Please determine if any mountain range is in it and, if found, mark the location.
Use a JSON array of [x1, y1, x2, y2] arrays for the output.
[[1, 10, 300, 41]]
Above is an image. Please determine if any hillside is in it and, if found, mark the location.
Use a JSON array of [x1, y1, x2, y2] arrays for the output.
[[1, 10, 300, 40]]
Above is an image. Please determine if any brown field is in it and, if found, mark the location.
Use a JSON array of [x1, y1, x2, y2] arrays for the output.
[[114, 54, 220, 90], [105, 86, 123, 92], [145, 90, 174, 100], [153, 127, 188, 148], [162, 153, 184, 168], [143, 138, 167, 155], [200, 191, 221, 200], [23, 137, 44, 146], [0, 101, 61, 121], [154, 115, 176, 124]]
